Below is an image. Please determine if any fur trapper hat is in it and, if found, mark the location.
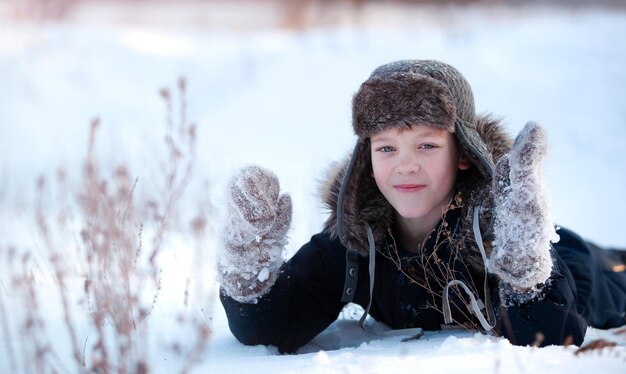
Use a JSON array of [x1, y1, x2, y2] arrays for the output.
[[323, 60, 512, 256]]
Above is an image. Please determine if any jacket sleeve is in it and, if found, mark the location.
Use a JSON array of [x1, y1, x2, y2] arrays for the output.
[[554, 227, 626, 328], [493, 246, 588, 347], [220, 232, 348, 353]]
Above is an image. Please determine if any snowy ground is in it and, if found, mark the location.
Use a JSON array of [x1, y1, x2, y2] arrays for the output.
[[1, 2, 625, 373]]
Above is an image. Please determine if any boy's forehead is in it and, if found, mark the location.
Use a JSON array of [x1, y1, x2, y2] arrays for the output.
[[371, 124, 453, 140]]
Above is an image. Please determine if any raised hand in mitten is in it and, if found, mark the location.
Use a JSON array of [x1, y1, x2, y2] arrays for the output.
[[490, 122, 559, 291], [218, 165, 292, 303]]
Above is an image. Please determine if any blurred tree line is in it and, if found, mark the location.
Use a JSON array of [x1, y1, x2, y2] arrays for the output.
[[5, 0, 625, 25]]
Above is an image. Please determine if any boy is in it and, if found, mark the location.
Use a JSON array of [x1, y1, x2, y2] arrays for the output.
[[217, 60, 626, 353]]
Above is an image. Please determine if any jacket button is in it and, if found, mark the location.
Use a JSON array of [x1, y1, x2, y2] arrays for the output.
[[349, 267, 357, 277], [346, 287, 354, 296]]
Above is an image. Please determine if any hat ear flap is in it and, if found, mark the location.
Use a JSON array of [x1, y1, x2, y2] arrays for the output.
[[339, 140, 395, 255]]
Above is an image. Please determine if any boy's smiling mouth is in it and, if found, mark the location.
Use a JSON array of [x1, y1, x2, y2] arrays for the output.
[[393, 184, 426, 193]]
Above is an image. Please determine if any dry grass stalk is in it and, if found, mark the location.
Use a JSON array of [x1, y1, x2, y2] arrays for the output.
[[613, 327, 626, 337], [0, 77, 212, 373], [574, 339, 618, 355]]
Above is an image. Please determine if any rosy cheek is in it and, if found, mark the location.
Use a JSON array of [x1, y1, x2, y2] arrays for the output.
[[372, 167, 386, 188]]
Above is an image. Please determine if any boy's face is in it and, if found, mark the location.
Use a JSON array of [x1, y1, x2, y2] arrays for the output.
[[371, 124, 470, 224]]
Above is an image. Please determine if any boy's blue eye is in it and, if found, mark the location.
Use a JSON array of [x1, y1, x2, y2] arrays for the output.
[[420, 143, 436, 150], [379, 146, 394, 153]]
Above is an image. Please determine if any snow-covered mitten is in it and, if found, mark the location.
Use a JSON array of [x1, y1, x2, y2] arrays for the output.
[[217, 165, 292, 303], [490, 122, 559, 290]]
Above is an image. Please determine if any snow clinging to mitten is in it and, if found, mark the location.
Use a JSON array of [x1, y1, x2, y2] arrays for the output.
[[217, 166, 292, 303], [490, 122, 559, 290]]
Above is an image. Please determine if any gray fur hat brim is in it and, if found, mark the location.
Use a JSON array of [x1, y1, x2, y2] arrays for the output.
[[352, 72, 457, 139]]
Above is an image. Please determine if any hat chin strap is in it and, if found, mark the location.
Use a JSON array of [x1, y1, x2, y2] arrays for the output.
[[358, 224, 376, 328], [338, 141, 361, 303]]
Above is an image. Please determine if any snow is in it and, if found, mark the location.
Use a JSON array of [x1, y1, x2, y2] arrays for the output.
[[1, 2, 625, 373]]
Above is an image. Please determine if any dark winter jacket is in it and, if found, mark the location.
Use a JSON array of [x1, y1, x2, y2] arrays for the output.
[[221, 211, 600, 353]]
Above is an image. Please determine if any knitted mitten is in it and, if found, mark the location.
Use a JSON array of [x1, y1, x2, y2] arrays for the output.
[[217, 166, 292, 303], [490, 122, 559, 291]]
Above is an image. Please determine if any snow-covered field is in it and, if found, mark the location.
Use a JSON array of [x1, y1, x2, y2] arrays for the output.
[[1, 2, 625, 373]]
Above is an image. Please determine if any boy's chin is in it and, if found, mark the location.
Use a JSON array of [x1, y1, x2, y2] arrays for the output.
[[394, 210, 428, 220], [394, 206, 445, 223]]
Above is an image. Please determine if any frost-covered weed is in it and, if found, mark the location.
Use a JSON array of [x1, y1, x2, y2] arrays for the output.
[[0, 78, 212, 373]]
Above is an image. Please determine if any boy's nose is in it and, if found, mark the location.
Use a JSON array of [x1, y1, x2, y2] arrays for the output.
[[396, 153, 420, 174]]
